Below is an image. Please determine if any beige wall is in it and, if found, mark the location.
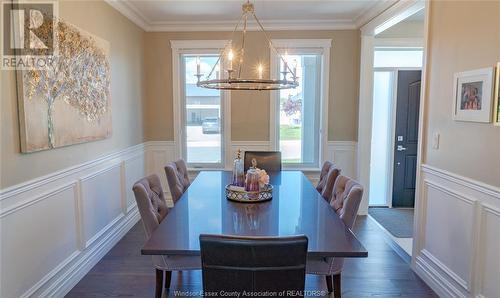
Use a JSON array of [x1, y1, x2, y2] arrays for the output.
[[0, 0, 145, 188], [143, 30, 360, 142], [423, 1, 500, 187]]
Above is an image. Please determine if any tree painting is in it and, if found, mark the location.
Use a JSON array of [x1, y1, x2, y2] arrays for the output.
[[24, 19, 110, 149]]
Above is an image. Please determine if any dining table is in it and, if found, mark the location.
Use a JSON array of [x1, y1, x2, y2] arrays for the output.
[[142, 170, 367, 258]]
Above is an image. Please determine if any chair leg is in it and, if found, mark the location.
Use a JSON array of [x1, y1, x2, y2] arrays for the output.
[[333, 273, 341, 298], [155, 269, 163, 298], [325, 275, 333, 293], [164, 270, 172, 289]]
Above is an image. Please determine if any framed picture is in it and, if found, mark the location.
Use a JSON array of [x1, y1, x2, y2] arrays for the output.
[[453, 67, 494, 123], [494, 62, 500, 126]]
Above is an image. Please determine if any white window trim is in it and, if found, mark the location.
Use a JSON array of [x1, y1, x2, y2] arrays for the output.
[[269, 39, 331, 171], [171, 40, 231, 170]]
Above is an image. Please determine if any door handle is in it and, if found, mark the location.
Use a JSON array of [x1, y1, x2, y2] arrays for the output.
[[397, 145, 407, 151]]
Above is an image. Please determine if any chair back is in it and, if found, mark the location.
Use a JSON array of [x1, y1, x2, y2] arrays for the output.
[[330, 175, 364, 228], [319, 166, 341, 202], [164, 159, 190, 203], [244, 151, 282, 172], [200, 234, 308, 296], [316, 161, 333, 193], [132, 175, 169, 238]]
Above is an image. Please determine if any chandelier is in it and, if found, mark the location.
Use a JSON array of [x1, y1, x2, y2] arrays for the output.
[[196, 1, 299, 91]]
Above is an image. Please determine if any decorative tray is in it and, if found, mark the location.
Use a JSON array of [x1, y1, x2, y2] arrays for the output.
[[225, 184, 273, 203]]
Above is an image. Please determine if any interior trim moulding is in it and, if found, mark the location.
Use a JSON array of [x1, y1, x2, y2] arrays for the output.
[[104, 0, 396, 32]]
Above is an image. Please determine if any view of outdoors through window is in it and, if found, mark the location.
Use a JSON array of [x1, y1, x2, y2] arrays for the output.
[[279, 54, 321, 166], [183, 55, 222, 165]]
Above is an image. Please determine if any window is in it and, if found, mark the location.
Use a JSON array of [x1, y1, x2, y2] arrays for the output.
[[181, 55, 223, 167], [374, 48, 423, 68], [270, 40, 330, 169], [172, 40, 229, 169]]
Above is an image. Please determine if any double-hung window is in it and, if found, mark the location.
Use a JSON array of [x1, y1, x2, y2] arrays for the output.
[[270, 40, 331, 169], [172, 41, 230, 169]]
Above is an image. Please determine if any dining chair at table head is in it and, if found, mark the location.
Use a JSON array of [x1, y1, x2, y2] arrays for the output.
[[243, 151, 282, 172], [307, 175, 364, 298], [164, 159, 191, 204], [200, 234, 308, 296], [132, 174, 200, 298]]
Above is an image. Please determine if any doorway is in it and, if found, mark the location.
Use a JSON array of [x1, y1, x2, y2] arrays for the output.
[[366, 11, 425, 257]]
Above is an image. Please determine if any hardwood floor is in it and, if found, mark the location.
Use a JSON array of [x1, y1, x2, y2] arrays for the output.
[[66, 216, 436, 297]]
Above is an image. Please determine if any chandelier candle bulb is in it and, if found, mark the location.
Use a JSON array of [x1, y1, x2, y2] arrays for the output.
[[196, 56, 201, 75], [228, 49, 234, 70], [258, 64, 263, 79]]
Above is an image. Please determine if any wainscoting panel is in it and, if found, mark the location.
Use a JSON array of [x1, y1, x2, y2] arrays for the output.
[[477, 204, 500, 298], [327, 141, 357, 179], [80, 164, 124, 248], [0, 144, 145, 298], [414, 164, 500, 298], [0, 183, 79, 298], [145, 141, 177, 193], [124, 154, 146, 212]]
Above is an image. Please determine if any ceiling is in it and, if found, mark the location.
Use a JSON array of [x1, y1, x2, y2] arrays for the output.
[[105, 0, 397, 32]]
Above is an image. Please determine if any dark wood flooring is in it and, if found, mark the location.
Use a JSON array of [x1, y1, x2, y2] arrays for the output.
[[66, 216, 436, 297]]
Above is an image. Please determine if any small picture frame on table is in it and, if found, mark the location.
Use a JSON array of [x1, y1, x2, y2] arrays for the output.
[[452, 67, 494, 123], [493, 62, 500, 126]]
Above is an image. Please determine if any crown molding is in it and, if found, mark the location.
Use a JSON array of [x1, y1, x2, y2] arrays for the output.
[[148, 19, 356, 32], [105, 0, 149, 30], [106, 0, 395, 32], [354, 0, 398, 28]]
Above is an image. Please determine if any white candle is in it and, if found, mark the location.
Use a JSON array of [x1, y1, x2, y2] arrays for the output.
[[228, 49, 234, 70], [196, 56, 200, 75], [283, 51, 289, 72], [258, 64, 263, 79]]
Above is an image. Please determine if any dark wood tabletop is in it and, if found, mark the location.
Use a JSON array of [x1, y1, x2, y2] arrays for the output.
[[142, 171, 367, 258]]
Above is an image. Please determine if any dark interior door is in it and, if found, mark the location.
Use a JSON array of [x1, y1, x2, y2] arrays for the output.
[[392, 70, 421, 208]]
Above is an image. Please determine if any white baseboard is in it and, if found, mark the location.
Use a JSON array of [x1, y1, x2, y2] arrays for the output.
[[413, 164, 500, 298]]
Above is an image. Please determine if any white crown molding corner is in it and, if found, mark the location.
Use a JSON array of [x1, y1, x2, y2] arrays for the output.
[[104, 0, 150, 31], [354, 0, 397, 28]]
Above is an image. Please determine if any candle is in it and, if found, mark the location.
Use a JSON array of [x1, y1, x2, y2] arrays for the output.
[[292, 59, 298, 77], [258, 64, 263, 79], [196, 56, 200, 75], [283, 51, 289, 73], [228, 49, 234, 70]]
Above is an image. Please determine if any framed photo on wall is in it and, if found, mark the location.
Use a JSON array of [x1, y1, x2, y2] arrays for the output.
[[494, 62, 500, 126], [452, 67, 494, 123]]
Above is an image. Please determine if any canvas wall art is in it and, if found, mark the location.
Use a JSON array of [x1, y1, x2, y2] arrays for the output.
[[494, 62, 500, 126], [452, 67, 493, 123], [16, 19, 111, 153]]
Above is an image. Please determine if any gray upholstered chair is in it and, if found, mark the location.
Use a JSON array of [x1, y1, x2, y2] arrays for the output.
[[316, 161, 333, 193], [306, 175, 364, 298], [243, 151, 282, 172], [132, 175, 200, 298], [164, 159, 190, 204], [318, 164, 341, 203]]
